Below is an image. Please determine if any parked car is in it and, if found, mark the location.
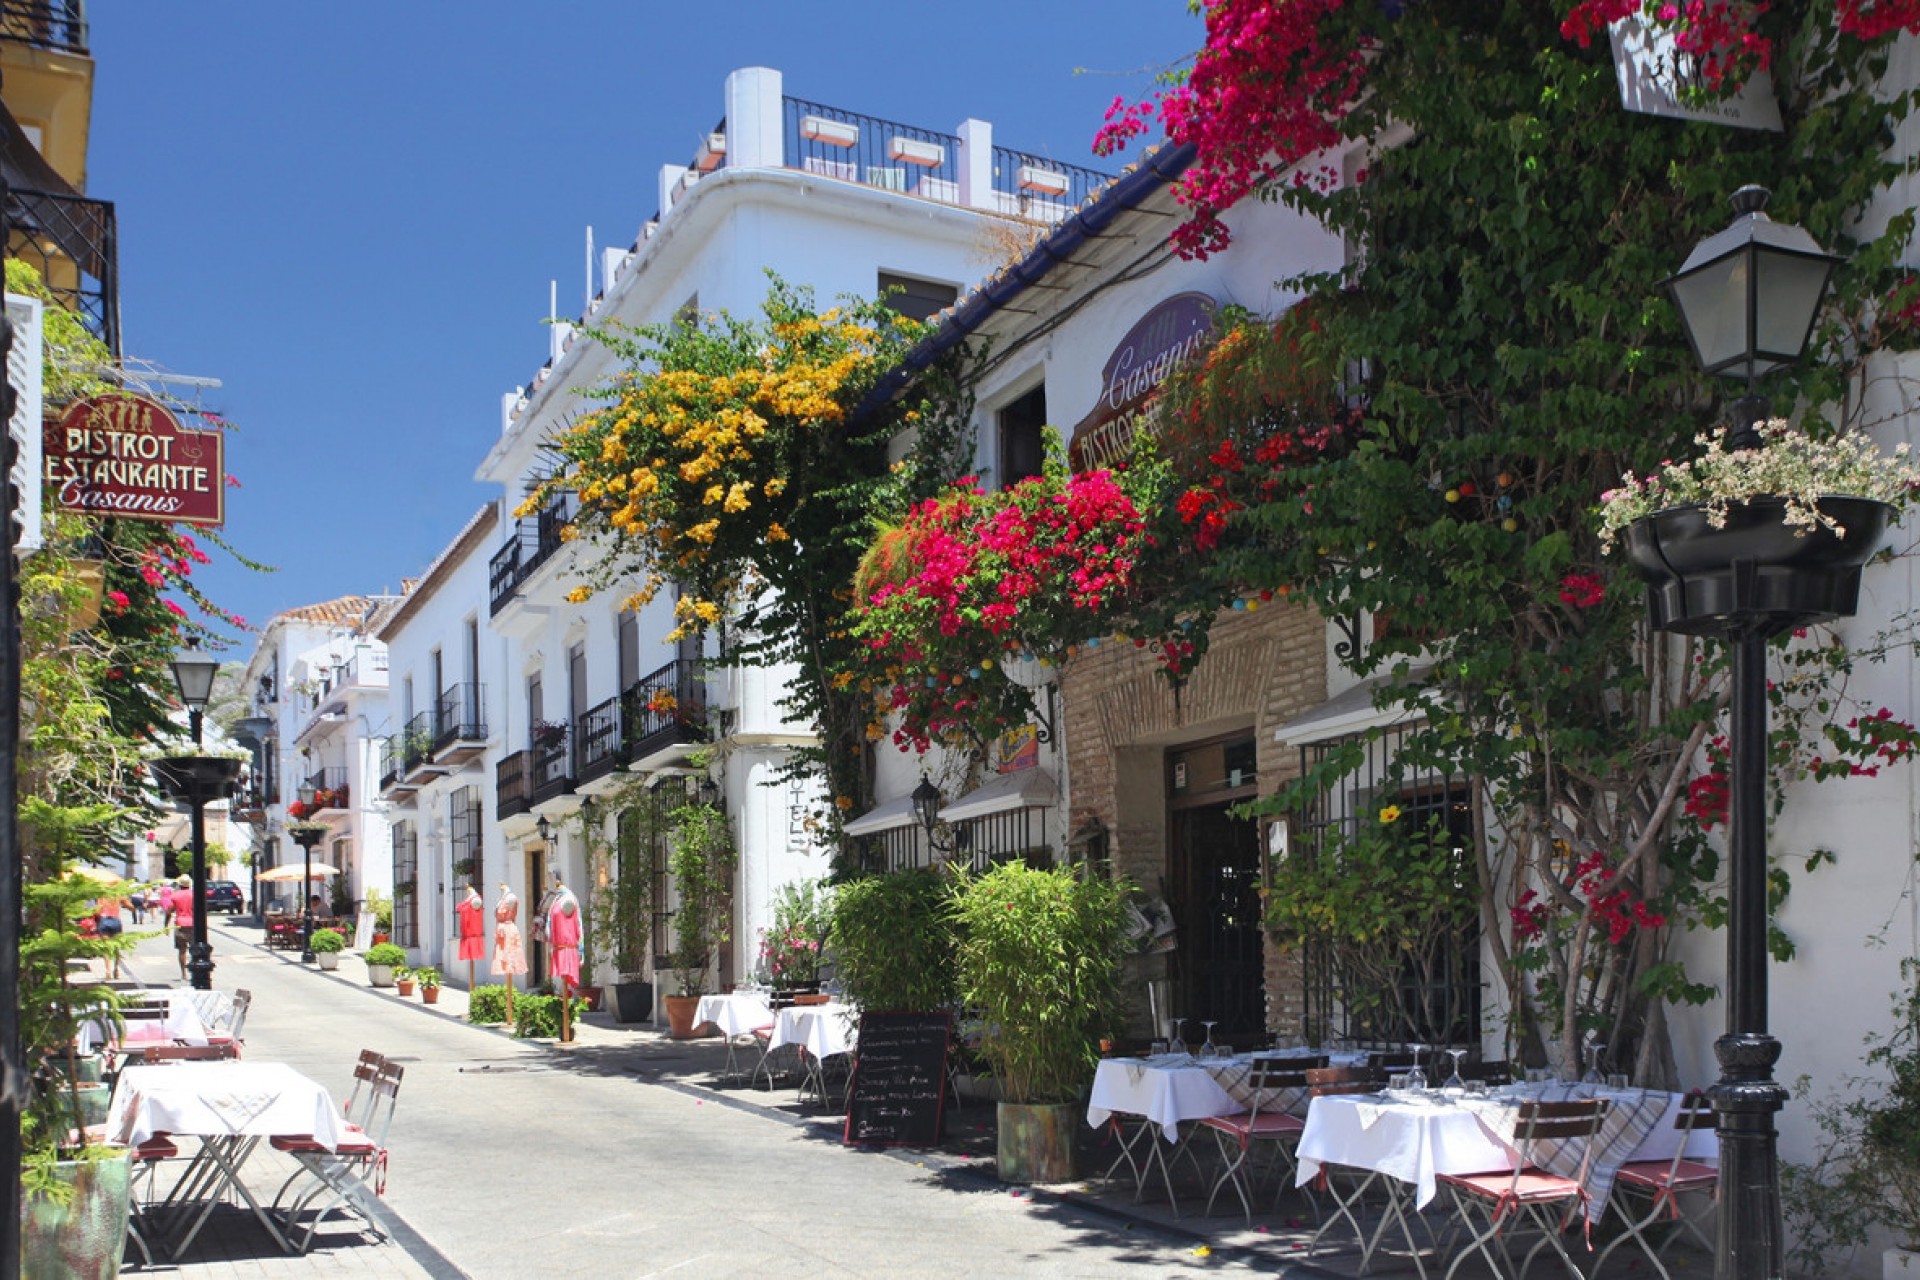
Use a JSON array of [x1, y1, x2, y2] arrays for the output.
[[206, 880, 244, 914]]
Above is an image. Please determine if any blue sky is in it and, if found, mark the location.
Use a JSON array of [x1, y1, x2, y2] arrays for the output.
[[85, 2, 1201, 650]]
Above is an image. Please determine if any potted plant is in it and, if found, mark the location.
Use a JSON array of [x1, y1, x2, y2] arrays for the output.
[[365, 942, 407, 987], [663, 795, 736, 1037], [531, 718, 569, 752], [828, 869, 959, 1013], [951, 861, 1129, 1184], [366, 886, 393, 945], [586, 788, 660, 1024], [394, 966, 416, 998], [758, 877, 831, 994], [1600, 420, 1920, 635], [309, 927, 346, 971], [415, 966, 443, 1005]]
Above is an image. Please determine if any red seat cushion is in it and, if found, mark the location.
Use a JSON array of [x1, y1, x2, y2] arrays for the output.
[[1200, 1112, 1305, 1140], [271, 1122, 370, 1155], [1440, 1167, 1584, 1204], [133, 1137, 177, 1161], [1616, 1157, 1718, 1193]]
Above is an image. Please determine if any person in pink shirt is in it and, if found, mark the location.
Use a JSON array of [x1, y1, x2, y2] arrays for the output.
[[164, 875, 195, 981]]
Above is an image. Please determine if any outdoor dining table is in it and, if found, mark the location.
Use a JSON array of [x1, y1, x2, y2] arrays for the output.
[[1085, 1050, 1368, 1215], [694, 990, 775, 1038], [1294, 1082, 1718, 1277], [768, 1001, 857, 1105], [106, 1059, 347, 1259], [76, 991, 213, 1055]]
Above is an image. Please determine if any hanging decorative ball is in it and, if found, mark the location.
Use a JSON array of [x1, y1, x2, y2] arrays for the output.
[[980, 657, 994, 670], [1502, 517, 1519, 533], [1260, 589, 1273, 602], [1497, 472, 1514, 488], [1458, 480, 1477, 497], [1445, 489, 1462, 504], [1246, 598, 1260, 612], [1496, 495, 1513, 512], [1231, 598, 1247, 610]]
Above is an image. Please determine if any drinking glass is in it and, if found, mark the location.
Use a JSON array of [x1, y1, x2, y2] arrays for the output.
[[1200, 1021, 1219, 1060], [1150, 1038, 1169, 1057], [1389, 1072, 1412, 1092], [1443, 1048, 1468, 1093], [1606, 1072, 1630, 1090], [1405, 1044, 1428, 1092], [1525, 1066, 1549, 1086], [1581, 1041, 1603, 1084]]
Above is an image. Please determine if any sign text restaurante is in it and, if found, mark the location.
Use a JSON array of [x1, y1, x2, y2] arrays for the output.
[[44, 392, 225, 526]]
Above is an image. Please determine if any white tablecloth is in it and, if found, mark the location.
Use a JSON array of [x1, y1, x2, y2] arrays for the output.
[[1297, 1085, 1719, 1216], [107, 1061, 346, 1149], [77, 994, 211, 1054], [769, 1002, 856, 1059], [1087, 1050, 1370, 1144], [695, 992, 774, 1038]]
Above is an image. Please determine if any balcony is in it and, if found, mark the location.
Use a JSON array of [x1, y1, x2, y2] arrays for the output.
[[529, 728, 573, 807], [291, 768, 348, 820], [489, 495, 574, 615], [377, 738, 418, 803], [575, 696, 624, 789], [432, 682, 488, 766], [496, 750, 534, 821], [623, 658, 707, 772], [0, 2, 88, 54], [399, 709, 445, 786]]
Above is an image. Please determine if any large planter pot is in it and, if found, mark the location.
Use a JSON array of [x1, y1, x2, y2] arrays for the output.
[[663, 993, 707, 1038], [367, 964, 396, 988], [1622, 496, 1893, 638], [610, 981, 654, 1024], [315, 952, 340, 971], [21, 1150, 132, 1279], [996, 1101, 1078, 1184]]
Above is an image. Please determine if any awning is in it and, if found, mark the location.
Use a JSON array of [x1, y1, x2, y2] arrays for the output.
[[939, 767, 1057, 823], [1272, 666, 1431, 746], [842, 793, 922, 837]]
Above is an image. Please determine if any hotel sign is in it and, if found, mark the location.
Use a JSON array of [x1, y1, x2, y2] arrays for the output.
[[1068, 292, 1216, 471], [45, 393, 226, 526]]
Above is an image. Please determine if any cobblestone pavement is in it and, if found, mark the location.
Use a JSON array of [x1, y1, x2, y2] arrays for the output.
[[103, 918, 1713, 1279]]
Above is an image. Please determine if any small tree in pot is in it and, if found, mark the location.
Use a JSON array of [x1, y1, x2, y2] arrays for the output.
[[586, 783, 662, 1024], [952, 860, 1129, 1184], [829, 869, 958, 1013], [662, 796, 736, 1036]]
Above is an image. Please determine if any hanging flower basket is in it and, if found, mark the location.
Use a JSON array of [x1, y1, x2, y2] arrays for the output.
[[1620, 495, 1893, 637], [148, 756, 246, 807]]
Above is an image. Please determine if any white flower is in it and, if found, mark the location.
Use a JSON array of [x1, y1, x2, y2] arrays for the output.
[[1597, 420, 1920, 553]]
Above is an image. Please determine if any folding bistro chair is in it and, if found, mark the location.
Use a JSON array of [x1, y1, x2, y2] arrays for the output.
[[1200, 1054, 1326, 1223], [272, 1056, 404, 1252], [1437, 1095, 1611, 1280], [1591, 1091, 1718, 1280], [205, 989, 250, 1054], [268, 1052, 385, 1222], [123, 1134, 179, 1268]]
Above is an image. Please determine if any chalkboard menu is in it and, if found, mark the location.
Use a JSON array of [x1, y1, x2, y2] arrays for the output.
[[843, 1011, 950, 1147]]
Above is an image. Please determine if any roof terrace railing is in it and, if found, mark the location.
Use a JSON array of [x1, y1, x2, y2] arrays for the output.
[[0, 1, 87, 55], [783, 95, 962, 204]]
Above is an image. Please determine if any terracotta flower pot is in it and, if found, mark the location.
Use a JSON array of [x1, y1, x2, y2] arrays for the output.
[[421, 986, 440, 1005], [664, 993, 707, 1038], [395, 980, 415, 997]]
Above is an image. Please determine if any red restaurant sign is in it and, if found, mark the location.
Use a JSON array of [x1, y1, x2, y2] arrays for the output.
[[45, 393, 225, 526]]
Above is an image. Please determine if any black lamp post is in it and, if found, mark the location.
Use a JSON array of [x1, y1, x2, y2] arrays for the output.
[[1663, 186, 1843, 1280], [290, 785, 324, 964], [910, 775, 967, 858], [168, 644, 225, 991]]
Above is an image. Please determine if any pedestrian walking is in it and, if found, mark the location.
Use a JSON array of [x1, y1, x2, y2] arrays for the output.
[[127, 884, 145, 924], [164, 874, 196, 981]]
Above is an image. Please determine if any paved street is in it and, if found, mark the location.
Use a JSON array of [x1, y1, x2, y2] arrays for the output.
[[123, 920, 1311, 1279]]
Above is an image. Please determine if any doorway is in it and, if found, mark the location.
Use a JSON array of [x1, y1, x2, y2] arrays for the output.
[[1166, 733, 1264, 1044], [524, 842, 547, 985]]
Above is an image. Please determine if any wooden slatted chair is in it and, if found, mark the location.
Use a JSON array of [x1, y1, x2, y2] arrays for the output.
[[1199, 1054, 1327, 1223], [1591, 1091, 1717, 1279], [1438, 1096, 1611, 1280]]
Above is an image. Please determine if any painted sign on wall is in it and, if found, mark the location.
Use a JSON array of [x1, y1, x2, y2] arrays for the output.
[[1068, 291, 1217, 471], [45, 392, 225, 526]]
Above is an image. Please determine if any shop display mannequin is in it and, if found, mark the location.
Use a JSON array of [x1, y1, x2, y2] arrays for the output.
[[547, 873, 582, 1042], [492, 881, 527, 1019], [456, 883, 486, 989]]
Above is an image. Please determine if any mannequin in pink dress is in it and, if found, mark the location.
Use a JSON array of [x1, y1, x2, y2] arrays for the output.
[[456, 884, 486, 986], [492, 882, 527, 983], [546, 873, 582, 1042]]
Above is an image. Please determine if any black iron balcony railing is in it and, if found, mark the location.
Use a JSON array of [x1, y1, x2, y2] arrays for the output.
[[496, 750, 533, 820], [433, 682, 487, 751], [401, 709, 436, 774], [530, 729, 572, 806], [622, 658, 707, 766], [488, 495, 574, 614], [0, 2, 87, 54], [8, 187, 118, 355], [377, 738, 399, 791], [575, 695, 623, 786]]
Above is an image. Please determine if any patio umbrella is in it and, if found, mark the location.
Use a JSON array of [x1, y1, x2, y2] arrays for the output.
[[67, 864, 124, 885], [256, 862, 341, 882]]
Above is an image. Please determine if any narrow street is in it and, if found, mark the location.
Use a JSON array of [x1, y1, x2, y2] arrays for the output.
[[138, 921, 1295, 1279]]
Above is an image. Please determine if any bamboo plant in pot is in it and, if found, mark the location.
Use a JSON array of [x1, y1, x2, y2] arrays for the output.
[[952, 860, 1129, 1183], [585, 783, 661, 1024], [663, 795, 736, 1037]]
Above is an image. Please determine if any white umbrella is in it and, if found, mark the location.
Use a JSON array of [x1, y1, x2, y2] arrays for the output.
[[257, 862, 341, 883]]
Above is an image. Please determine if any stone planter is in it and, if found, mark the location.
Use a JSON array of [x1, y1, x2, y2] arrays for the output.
[[996, 1101, 1077, 1184], [1621, 496, 1893, 637], [367, 964, 396, 988], [315, 952, 340, 971], [21, 1150, 132, 1279], [610, 980, 653, 1024]]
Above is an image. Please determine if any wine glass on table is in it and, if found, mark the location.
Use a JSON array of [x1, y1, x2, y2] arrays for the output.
[[1405, 1044, 1428, 1092], [1199, 1021, 1219, 1060], [1443, 1048, 1468, 1094], [1582, 1040, 1603, 1084]]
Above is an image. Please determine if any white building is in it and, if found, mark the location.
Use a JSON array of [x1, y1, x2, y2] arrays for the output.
[[238, 595, 401, 919]]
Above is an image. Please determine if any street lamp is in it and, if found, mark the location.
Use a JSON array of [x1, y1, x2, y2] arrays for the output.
[[291, 782, 325, 964], [910, 775, 968, 858], [167, 641, 224, 990], [1663, 186, 1842, 1280]]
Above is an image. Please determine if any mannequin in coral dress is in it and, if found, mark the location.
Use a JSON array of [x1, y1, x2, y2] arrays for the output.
[[455, 884, 486, 987], [546, 873, 582, 1042]]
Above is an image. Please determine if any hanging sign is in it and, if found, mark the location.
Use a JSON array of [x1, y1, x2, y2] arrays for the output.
[[1607, 16, 1782, 132], [44, 392, 226, 526], [1068, 292, 1217, 471]]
